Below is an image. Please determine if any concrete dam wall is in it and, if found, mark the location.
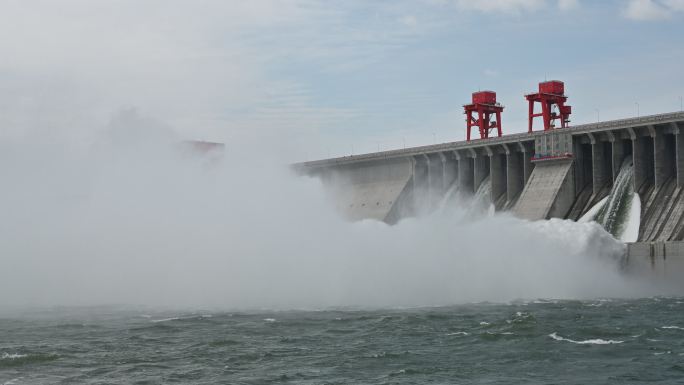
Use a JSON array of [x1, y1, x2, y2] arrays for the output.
[[295, 111, 684, 244]]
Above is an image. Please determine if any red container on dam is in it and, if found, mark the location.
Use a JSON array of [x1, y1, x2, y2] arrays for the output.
[[539, 80, 565, 95], [526, 80, 572, 132], [463, 91, 504, 141], [472, 90, 497, 105]]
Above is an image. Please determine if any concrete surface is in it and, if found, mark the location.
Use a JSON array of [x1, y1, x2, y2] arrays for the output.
[[295, 111, 684, 242]]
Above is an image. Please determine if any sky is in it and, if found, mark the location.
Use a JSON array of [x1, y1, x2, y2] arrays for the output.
[[1, 0, 683, 162]]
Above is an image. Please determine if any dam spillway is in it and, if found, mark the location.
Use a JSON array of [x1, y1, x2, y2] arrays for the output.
[[295, 111, 684, 263]]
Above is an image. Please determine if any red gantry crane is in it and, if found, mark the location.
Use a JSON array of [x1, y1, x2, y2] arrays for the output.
[[525, 80, 572, 132], [464, 91, 504, 141]]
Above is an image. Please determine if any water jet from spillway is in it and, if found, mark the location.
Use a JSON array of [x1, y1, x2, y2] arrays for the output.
[[472, 175, 495, 216], [580, 156, 641, 242]]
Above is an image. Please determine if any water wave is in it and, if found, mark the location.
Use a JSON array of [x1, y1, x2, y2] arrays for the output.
[[150, 314, 213, 323], [446, 331, 469, 336], [1, 353, 27, 360], [548, 332, 624, 345], [0, 353, 59, 367]]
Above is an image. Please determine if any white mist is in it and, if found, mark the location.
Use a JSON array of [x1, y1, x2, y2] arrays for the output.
[[0, 119, 672, 310]]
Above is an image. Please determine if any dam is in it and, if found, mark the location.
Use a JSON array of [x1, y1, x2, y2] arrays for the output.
[[294, 109, 684, 269]]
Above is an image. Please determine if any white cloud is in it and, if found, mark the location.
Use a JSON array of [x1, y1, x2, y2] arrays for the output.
[[450, 0, 578, 14], [622, 0, 684, 20], [663, 0, 684, 11], [558, 0, 579, 11], [0, 1, 416, 153], [398, 15, 418, 27], [0, 1, 317, 139], [453, 0, 547, 13], [484, 69, 500, 77], [0, 0, 680, 160]]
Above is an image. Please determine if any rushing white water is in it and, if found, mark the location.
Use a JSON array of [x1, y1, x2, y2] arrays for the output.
[[471, 176, 495, 215], [437, 175, 492, 215], [620, 194, 641, 242], [438, 181, 460, 211], [579, 197, 607, 223], [584, 156, 640, 242]]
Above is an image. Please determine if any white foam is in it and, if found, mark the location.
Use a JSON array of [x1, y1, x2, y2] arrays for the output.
[[579, 197, 608, 223], [263, 318, 276, 322], [661, 326, 684, 330], [150, 314, 211, 323], [446, 331, 469, 336], [479, 321, 490, 326], [1, 353, 27, 359], [548, 332, 624, 345], [150, 317, 180, 323], [532, 299, 558, 304]]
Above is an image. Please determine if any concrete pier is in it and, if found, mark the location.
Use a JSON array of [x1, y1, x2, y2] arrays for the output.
[[590, 136, 610, 196], [676, 125, 684, 188], [504, 145, 524, 205], [296, 111, 684, 242], [457, 152, 474, 195], [473, 152, 489, 193], [489, 150, 506, 206]]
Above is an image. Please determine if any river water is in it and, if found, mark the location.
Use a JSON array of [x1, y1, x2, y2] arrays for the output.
[[3, 299, 684, 384]]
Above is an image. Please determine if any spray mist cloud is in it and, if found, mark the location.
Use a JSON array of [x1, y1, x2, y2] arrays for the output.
[[0, 2, 678, 312], [0, 112, 673, 311]]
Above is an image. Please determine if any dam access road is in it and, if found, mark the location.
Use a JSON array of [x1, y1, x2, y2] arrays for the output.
[[295, 111, 684, 273]]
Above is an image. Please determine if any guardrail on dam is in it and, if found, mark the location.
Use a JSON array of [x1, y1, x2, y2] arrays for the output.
[[294, 111, 684, 257]]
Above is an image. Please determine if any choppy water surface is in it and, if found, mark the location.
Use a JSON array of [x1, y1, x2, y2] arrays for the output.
[[3, 298, 684, 384]]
